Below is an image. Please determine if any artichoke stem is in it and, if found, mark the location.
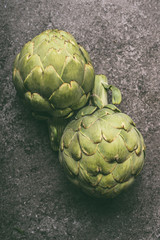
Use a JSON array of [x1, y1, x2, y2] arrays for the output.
[[48, 118, 69, 151], [92, 74, 122, 108], [92, 75, 109, 109]]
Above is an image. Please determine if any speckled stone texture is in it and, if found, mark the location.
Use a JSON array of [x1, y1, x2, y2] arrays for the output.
[[0, 0, 160, 239]]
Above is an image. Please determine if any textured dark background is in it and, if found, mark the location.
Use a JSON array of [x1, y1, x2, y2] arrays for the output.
[[0, 0, 160, 239]]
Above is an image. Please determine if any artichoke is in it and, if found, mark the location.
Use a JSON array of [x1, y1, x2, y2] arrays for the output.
[[13, 29, 95, 150], [13, 29, 94, 119], [59, 76, 145, 198]]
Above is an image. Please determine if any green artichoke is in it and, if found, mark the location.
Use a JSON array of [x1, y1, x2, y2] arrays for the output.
[[59, 105, 145, 198], [59, 76, 145, 198], [13, 29, 94, 119]]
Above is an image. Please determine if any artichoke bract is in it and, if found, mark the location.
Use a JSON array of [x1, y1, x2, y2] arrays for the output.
[[59, 104, 145, 198], [59, 75, 145, 198], [13, 29, 95, 119]]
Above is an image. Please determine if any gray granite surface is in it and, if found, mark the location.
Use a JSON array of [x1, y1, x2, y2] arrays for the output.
[[0, 0, 160, 239]]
